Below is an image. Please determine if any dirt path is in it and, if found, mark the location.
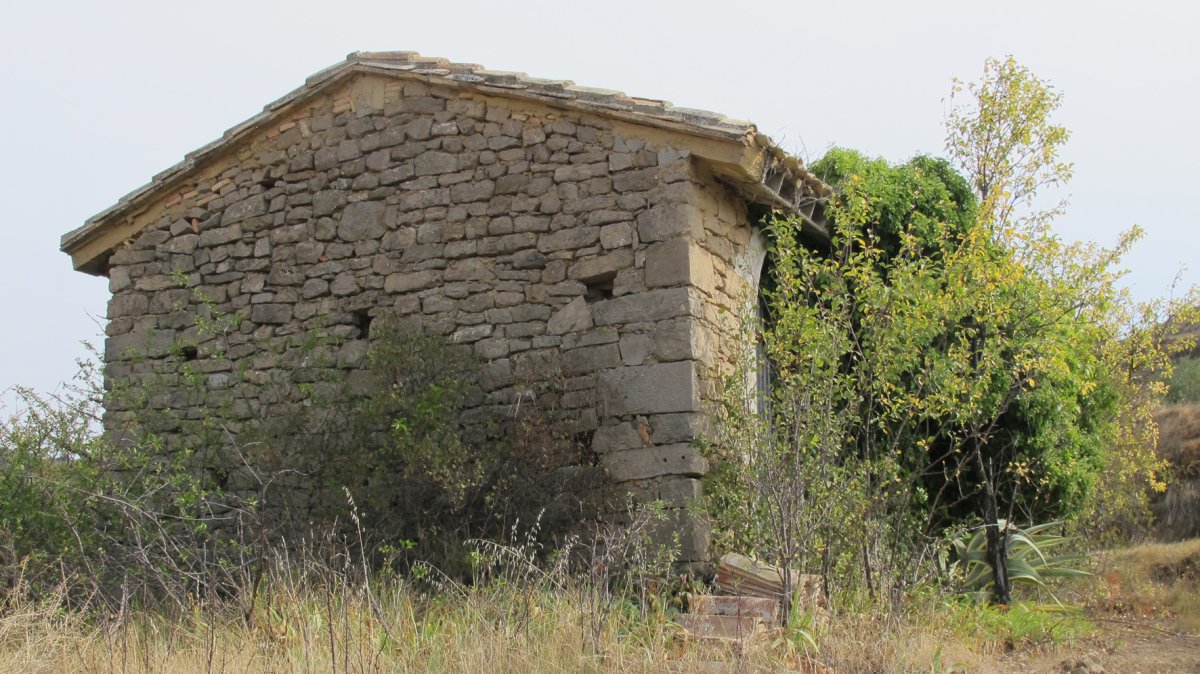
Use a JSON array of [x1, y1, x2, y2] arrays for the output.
[[991, 617, 1200, 673]]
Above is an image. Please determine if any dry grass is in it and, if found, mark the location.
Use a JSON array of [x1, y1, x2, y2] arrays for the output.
[[1091, 538, 1200, 634], [0, 571, 1103, 674], [7, 539, 1199, 674], [1152, 405, 1200, 540], [1155, 406, 1200, 473], [0, 582, 713, 674]]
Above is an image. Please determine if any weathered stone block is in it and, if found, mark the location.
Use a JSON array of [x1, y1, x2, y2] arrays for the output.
[[330, 274, 359, 296], [475, 337, 510, 360], [414, 151, 458, 176], [621, 477, 703, 508], [450, 180, 495, 203], [384, 270, 442, 293], [511, 250, 549, 270], [657, 477, 704, 507], [337, 201, 386, 242], [601, 444, 708, 482], [511, 348, 559, 379], [563, 343, 620, 375], [537, 227, 599, 252], [643, 239, 687, 288], [514, 215, 551, 233], [509, 304, 552, 322], [611, 166, 660, 193], [591, 288, 693, 326], [591, 421, 645, 454], [636, 203, 703, 242], [108, 293, 149, 318], [652, 319, 699, 362], [199, 225, 242, 248], [301, 278, 330, 299], [251, 303, 293, 324], [159, 234, 199, 255], [105, 329, 176, 360], [482, 232, 537, 255], [547, 296, 593, 335], [598, 361, 700, 415], [618, 332, 651, 366], [108, 267, 131, 293], [646, 413, 708, 445], [451, 324, 494, 343], [567, 249, 633, 283], [649, 509, 710, 562], [337, 340, 369, 368], [221, 195, 267, 226], [445, 258, 496, 282], [563, 326, 619, 349], [600, 222, 634, 249], [312, 190, 345, 216], [148, 289, 189, 314], [133, 274, 179, 291]]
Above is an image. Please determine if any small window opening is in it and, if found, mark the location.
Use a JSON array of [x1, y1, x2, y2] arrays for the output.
[[181, 345, 199, 361], [352, 309, 374, 338], [581, 272, 616, 303]]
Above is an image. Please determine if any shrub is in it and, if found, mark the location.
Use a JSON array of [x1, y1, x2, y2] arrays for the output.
[[0, 380, 104, 589], [1167, 356, 1200, 405]]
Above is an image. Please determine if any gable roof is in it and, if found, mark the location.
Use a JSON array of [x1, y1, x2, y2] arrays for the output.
[[62, 51, 830, 274]]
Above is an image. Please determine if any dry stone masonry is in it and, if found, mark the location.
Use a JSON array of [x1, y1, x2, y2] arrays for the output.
[[62, 52, 829, 563]]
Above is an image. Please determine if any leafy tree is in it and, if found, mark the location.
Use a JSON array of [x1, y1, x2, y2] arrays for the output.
[[945, 57, 1073, 234], [715, 57, 1163, 607], [804, 148, 1113, 528], [808, 149, 976, 259]]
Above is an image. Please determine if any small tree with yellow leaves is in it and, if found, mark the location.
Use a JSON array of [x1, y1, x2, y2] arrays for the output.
[[714, 57, 1183, 607]]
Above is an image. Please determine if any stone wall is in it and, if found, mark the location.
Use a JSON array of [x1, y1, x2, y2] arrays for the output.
[[101, 74, 763, 561]]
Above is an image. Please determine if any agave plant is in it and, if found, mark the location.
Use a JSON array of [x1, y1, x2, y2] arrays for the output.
[[950, 520, 1090, 602]]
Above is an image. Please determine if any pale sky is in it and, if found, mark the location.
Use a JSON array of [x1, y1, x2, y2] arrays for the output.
[[2, 0, 1196, 396]]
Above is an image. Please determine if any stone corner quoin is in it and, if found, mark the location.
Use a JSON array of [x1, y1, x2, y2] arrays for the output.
[[71, 64, 805, 563]]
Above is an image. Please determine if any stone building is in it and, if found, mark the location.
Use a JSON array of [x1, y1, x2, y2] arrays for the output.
[[61, 52, 829, 562]]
